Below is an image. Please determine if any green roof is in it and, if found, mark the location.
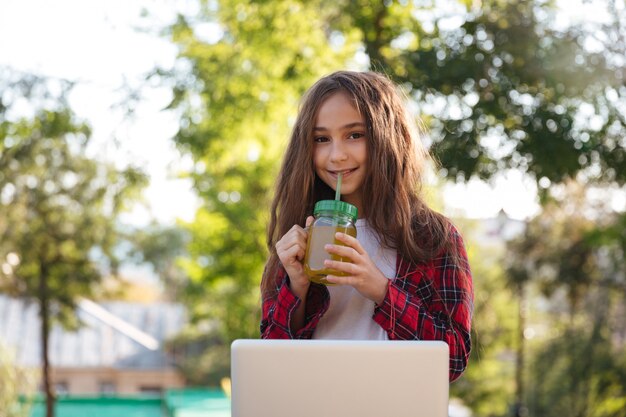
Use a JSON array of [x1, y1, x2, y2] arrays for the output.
[[27, 396, 163, 417], [24, 389, 231, 417], [165, 389, 231, 417]]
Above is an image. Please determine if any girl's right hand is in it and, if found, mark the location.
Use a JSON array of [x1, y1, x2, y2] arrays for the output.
[[275, 216, 314, 298]]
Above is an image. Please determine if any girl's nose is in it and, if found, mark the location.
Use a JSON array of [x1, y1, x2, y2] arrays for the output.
[[329, 141, 348, 162]]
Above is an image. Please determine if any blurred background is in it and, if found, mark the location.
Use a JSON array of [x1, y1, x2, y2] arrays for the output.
[[0, 0, 624, 416]]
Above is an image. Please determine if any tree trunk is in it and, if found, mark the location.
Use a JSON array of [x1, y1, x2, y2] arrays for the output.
[[38, 266, 55, 417], [573, 289, 611, 417], [513, 283, 526, 417]]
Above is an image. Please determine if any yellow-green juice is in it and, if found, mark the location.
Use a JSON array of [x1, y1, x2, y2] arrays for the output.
[[304, 225, 357, 285]]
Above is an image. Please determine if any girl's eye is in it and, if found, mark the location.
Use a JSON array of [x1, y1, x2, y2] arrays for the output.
[[348, 132, 365, 140], [314, 136, 330, 143]]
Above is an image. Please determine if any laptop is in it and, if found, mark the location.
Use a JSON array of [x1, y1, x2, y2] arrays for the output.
[[230, 339, 449, 417]]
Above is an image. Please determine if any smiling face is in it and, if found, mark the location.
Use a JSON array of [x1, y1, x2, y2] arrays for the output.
[[313, 91, 368, 216]]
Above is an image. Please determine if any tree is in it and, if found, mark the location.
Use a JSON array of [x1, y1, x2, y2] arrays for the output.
[[505, 182, 626, 417], [339, 3, 626, 414], [0, 70, 147, 417], [153, 0, 361, 383], [344, 0, 625, 186], [152, 0, 626, 403], [123, 222, 191, 300], [0, 344, 38, 417]]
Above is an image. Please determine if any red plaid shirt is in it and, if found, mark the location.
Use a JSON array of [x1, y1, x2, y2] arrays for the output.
[[261, 227, 473, 382]]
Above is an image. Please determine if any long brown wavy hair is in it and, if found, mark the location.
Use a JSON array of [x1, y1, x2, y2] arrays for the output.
[[261, 71, 459, 298]]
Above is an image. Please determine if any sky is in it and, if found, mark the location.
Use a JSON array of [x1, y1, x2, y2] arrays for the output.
[[0, 0, 200, 226], [0, 0, 562, 224]]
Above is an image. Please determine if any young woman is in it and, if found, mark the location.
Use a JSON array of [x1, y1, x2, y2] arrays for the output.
[[260, 71, 474, 382]]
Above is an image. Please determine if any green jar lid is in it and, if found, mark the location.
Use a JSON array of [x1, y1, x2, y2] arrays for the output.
[[313, 200, 358, 222]]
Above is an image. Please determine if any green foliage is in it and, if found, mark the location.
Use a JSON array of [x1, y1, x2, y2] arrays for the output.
[[526, 325, 626, 417], [347, 0, 626, 185], [0, 344, 38, 417], [506, 183, 626, 312], [0, 77, 147, 324], [123, 223, 191, 300], [505, 183, 626, 416], [167, 326, 230, 387], [451, 220, 517, 416], [158, 0, 361, 383], [156, 0, 626, 410]]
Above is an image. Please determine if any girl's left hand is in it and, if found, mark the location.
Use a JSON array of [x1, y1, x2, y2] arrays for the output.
[[323, 232, 389, 305]]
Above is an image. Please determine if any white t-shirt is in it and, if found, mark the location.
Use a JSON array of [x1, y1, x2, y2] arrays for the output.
[[313, 218, 397, 340]]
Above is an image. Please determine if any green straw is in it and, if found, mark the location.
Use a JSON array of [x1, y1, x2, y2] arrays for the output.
[[335, 172, 342, 200]]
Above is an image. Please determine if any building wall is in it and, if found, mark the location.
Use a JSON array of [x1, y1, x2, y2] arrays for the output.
[[49, 367, 186, 395]]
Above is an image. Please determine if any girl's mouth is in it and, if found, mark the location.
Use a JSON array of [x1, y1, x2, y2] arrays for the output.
[[329, 168, 356, 178]]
